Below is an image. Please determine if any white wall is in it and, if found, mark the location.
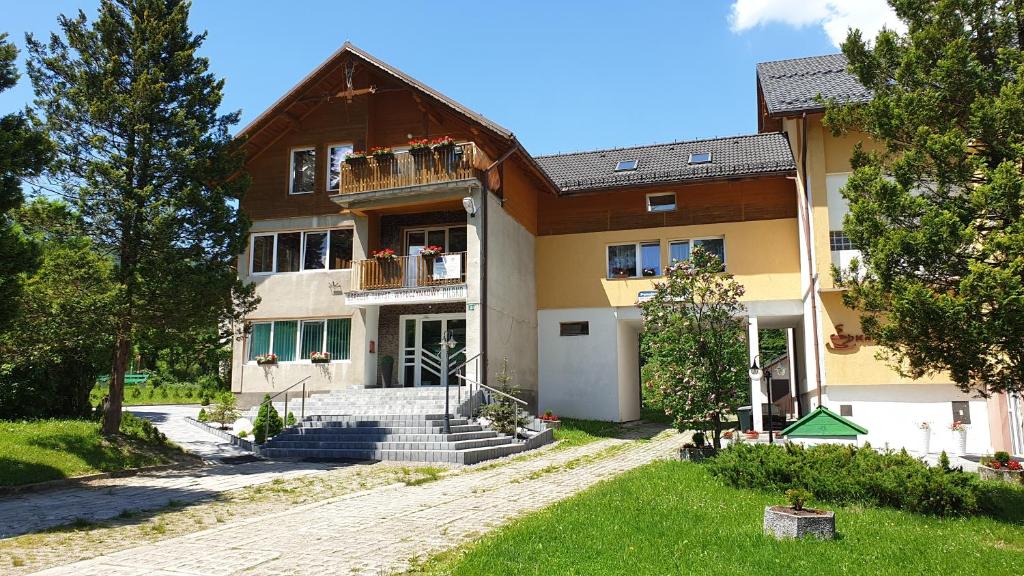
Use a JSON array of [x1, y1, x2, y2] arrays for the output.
[[538, 308, 625, 422], [485, 192, 538, 402], [826, 384, 993, 454], [616, 320, 641, 421]]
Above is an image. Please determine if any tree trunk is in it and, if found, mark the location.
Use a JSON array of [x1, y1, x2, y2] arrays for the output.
[[711, 413, 722, 450], [102, 330, 131, 435]]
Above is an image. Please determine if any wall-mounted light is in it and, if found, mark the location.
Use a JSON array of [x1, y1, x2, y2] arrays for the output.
[[462, 196, 477, 217]]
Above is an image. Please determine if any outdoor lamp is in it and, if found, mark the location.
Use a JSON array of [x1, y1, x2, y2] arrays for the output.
[[462, 196, 477, 217], [748, 356, 762, 381]]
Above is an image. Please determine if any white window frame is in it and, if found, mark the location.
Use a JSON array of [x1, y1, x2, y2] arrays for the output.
[[688, 152, 712, 165], [249, 228, 354, 276], [326, 142, 353, 194], [646, 192, 677, 213], [669, 236, 727, 267], [614, 159, 639, 172], [289, 146, 317, 195], [606, 241, 662, 279], [247, 318, 352, 364]]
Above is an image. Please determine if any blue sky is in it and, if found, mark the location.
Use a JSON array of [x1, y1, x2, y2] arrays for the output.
[[0, 1, 886, 156]]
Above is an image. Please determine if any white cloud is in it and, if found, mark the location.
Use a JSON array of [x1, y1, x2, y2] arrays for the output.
[[729, 0, 906, 47]]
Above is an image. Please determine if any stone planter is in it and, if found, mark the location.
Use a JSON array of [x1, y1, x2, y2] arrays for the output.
[[979, 465, 1024, 484], [763, 506, 835, 540], [679, 446, 717, 463], [541, 419, 561, 430]]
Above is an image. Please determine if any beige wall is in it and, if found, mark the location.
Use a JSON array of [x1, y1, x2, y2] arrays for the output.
[[535, 218, 802, 310]]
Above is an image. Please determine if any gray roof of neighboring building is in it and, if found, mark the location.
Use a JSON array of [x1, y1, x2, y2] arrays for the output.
[[534, 133, 796, 193], [757, 54, 872, 117]]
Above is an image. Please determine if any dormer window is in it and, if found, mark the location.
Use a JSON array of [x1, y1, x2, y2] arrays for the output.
[[615, 159, 638, 172], [688, 152, 711, 165]]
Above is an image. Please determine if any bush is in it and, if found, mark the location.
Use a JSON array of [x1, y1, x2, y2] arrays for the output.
[[706, 442, 1015, 517], [786, 488, 812, 511], [197, 408, 208, 423], [286, 411, 296, 426], [252, 394, 283, 444], [119, 412, 167, 444], [994, 451, 1012, 466], [206, 392, 240, 429]]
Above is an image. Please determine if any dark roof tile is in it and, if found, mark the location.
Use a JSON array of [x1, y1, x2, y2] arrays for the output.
[[757, 54, 871, 117]]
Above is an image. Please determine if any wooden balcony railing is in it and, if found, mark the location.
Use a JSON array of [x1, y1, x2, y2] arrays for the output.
[[339, 143, 477, 195], [352, 252, 468, 291]]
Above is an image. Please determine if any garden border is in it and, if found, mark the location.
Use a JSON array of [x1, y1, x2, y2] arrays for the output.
[[184, 416, 256, 452]]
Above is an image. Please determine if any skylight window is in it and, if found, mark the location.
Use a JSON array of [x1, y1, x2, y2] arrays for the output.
[[615, 160, 638, 172], [688, 152, 712, 165]]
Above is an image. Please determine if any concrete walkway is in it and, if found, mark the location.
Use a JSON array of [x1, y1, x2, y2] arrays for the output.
[[33, 429, 684, 576], [127, 404, 250, 462]]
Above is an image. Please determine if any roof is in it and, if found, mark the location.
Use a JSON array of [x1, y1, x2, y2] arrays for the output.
[[780, 406, 868, 438], [757, 54, 872, 117], [534, 133, 796, 194]]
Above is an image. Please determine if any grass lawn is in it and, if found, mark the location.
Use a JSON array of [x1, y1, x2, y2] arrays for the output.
[[409, 460, 1024, 575], [552, 418, 625, 447], [90, 383, 210, 406], [0, 419, 191, 486]]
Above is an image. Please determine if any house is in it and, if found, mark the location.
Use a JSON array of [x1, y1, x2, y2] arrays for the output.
[[230, 43, 1024, 457]]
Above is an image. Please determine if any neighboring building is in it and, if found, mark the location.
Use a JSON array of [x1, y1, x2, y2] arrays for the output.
[[230, 43, 1023, 456]]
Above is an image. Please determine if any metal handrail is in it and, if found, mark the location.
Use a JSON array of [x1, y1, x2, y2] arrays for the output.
[[448, 352, 481, 376], [257, 376, 311, 444], [455, 373, 527, 406]]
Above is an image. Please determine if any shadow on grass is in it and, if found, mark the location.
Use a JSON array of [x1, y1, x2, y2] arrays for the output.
[[0, 458, 67, 488], [979, 481, 1024, 525]]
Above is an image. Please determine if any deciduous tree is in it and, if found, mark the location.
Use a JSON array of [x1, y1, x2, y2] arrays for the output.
[[639, 247, 749, 449], [826, 0, 1024, 397], [27, 0, 256, 433]]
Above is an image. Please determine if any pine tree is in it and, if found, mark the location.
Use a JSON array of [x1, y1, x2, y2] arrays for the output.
[[826, 0, 1024, 397], [26, 1, 257, 434], [0, 33, 52, 325]]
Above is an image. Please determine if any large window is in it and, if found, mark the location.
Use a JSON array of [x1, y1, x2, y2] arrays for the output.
[[327, 143, 353, 193], [248, 318, 351, 363], [290, 147, 316, 195], [669, 237, 726, 267], [607, 242, 661, 278], [250, 228, 354, 275]]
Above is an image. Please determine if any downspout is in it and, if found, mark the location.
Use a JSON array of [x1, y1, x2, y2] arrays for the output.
[[798, 113, 824, 404]]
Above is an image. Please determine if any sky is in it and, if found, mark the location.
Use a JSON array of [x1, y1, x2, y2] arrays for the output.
[[0, 1, 903, 156]]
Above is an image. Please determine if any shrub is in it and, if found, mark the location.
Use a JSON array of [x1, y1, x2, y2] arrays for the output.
[[120, 411, 167, 444], [706, 442, 1014, 517], [286, 411, 297, 426], [786, 488, 812, 511], [197, 408, 208, 422], [207, 392, 240, 429], [237, 430, 249, 438], [692, 432, 706, 447], [479, 358, 527, 436], [252, 394, 283, 444], [199, 391, 211, 406], [994, 451, 1011, 466]]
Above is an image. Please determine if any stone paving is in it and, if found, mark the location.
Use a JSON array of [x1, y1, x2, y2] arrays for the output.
[[33, 429, 684, 576], [127, 404, 251, 461]]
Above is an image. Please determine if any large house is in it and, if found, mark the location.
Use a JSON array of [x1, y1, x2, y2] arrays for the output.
[[231, 43, 1024, 457]]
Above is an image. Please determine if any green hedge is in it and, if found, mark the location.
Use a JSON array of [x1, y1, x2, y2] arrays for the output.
[[706, 442, 1024, 518]]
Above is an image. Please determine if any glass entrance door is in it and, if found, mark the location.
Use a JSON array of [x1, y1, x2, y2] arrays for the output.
[[399, 314, 467, 387]]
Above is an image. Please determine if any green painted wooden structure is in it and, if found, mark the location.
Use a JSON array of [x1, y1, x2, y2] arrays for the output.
[[780, 406, 867, 438]]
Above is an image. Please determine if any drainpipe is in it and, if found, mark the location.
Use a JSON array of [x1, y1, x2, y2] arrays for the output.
[[799, 113, 825, 405], [479, 181, 488, 384]]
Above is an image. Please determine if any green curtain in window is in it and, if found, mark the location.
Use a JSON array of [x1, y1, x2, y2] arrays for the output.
[[326, 318, 351, 360], [272, 320, 298, 361], [248, 323, 271, 360], [301, 321, 325, 359]]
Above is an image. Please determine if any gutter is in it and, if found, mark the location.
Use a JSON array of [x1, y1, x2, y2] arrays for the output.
[[798, 113, 825, 404]]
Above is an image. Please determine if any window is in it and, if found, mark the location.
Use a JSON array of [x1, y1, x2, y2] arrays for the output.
[[276, 232, 301, 272], [252, 234, 275, 274], [250, 228, 353, 275], [290, 147, 316, 195], [607, 242, 661, 278], [248, 318, 351, 363], [615, 159, 638, 172], [951, 401, 971, 425], [669, 237, 726, 267], [560, 321, 589, 336], [327, 144, 353, 193], [840, 404, 853, 417], [830, 231, 856, 251], [329, 229, 353, 269], [646, 192, 676, 213], [688, 152, 712, 164]]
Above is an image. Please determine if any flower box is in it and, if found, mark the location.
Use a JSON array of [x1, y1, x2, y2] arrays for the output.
[[255, 353, 277, 366], [744, 430, 760, 441], [540, 412, 560, 430], [344, 152, 368, 165], [764, 506, 835, 540], [372, 248, 398, 261], [310, 351, 331, 364]]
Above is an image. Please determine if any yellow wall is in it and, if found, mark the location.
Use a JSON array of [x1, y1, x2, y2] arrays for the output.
[[536, 218, 801, 309]]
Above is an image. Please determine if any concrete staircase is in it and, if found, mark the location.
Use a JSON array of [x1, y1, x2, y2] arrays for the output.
[[253, 387, 550, 465]]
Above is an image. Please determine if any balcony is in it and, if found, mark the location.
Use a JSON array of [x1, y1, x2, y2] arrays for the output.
[[337, 143, 478, 198], [345, 252, 468, 306]]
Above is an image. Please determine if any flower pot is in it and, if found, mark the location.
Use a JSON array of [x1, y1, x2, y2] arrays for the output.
[[344, 156, 368, 166], [952, 429, 967, 455], [764, 506, 835, 540], [542, 419, 560, 430], [979, 465, 1024, 484], [920, 428, 931, 454], [311, 358, 330, 364]]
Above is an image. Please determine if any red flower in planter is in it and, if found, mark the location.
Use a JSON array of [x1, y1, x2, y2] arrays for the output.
[[1008, 461, 1022, 471], [991, 461, 1003, 469]]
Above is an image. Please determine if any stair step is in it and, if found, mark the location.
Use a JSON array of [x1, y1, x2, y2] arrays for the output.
[[264, 436, 513, 451], [259, 443, 526, 464], [271, 430, 497, 442], [286, 424, 483, 435]]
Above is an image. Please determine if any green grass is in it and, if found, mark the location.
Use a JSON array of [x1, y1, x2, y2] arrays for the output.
[[552, 418, 624, 447], [0, 419, 186, 486], [407, 461, 1024, 575], [90, 383, 210, 406]]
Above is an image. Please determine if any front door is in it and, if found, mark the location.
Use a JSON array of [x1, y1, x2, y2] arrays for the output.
[[399, 314, 467, 387]]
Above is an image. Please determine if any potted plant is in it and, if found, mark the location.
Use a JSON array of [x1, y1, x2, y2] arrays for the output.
[[918, 421, 931, 454], [744, 429, 760, 441], [949, 421, 968, 455], [370, 146, 394, 169], [409, 138, 432, 171], [420, 245, 444, 271], [611, 267, 631, 279], [679, 431, 717, 462], [430, 135, 456, 150], [979, 451, 1024, 483], [255, 353, 277, 366], [344, 150, 368, 165], [310, 351, 331, 364], [431, 135, 457, 170], [372, 248, 398, 261], [764, 488, 835, 540], [539, 410, 561, 430], [372, 248, 400, 282]]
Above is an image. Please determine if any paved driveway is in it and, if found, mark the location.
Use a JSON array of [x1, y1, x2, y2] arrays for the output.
[[127, 404, 251, 461]]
